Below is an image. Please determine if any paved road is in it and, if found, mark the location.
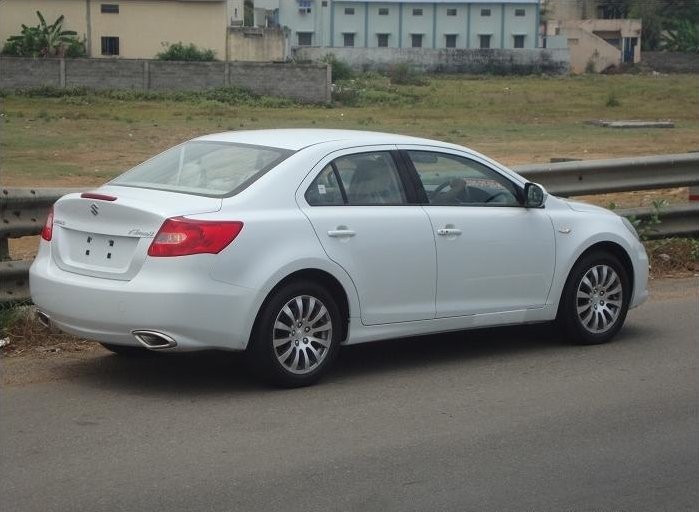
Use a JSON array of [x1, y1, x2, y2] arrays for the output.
[[2, 278, 697, 511]]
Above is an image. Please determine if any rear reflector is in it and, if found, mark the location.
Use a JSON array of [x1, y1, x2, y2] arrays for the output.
[[147, 217, 243, 257], [41, 206, 54, 241], [81, 192, 117, 201]]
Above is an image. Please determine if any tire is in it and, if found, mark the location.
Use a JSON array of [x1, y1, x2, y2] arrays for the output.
[[99, 342, 151, 356], [248, 280, 342, 388], [558, 250, 631, 345]]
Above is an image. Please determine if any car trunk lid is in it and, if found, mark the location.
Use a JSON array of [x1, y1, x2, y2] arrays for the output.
[[51, 186, 222, 280]]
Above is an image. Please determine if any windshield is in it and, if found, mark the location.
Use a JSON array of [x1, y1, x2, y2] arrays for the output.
[[110, 141, 293, 197]]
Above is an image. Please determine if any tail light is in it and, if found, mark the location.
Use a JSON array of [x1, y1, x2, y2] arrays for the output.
[[41, 206, 54, 241], [148, 217, 243, 257]]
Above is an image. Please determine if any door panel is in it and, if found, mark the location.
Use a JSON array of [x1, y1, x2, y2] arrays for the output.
[[425, 206, 555, 317], [402, 147, 555, 317], [298, 147, 437, 326]]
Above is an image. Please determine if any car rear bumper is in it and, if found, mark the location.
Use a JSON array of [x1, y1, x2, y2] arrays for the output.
[[29, 244, 257, 351]]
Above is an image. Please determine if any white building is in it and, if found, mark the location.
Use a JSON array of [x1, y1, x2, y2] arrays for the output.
[[256, 0, 541, 50]]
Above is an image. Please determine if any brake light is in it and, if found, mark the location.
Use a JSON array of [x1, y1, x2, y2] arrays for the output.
[[41, 206, 54, 241], [147, 217, 243, 257], [81, 192, 117, 201]]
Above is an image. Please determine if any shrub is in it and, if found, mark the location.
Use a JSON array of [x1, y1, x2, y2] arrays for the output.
[[605, 90, 621, 107], [321, 53, 353, 82], [156, 42, 216, 61], [387, 63, 429, 86]]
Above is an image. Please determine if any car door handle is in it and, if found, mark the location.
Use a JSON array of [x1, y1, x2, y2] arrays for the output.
[[327, 229, 356, 238], [437, 228, 462, 236]]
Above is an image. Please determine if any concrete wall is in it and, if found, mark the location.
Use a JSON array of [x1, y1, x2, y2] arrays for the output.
[[0, 58, 61, 88], [643, 52, 699, 74], [295, 46, 569, 74], [0, 57, 331, 103], [228, 27, 286, 61], [0, 0, 228, 60], [563, 28, 620, 73]]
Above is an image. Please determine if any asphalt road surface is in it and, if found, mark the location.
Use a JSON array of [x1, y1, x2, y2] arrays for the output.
[[2, 278, 697, 511]]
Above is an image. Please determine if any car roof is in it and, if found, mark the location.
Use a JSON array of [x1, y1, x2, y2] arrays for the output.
[[194, 129, 453, 151]]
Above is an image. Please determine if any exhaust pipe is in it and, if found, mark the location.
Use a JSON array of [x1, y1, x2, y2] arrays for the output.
[[36, 311, 51, 329], [132, 330, 177, 350]]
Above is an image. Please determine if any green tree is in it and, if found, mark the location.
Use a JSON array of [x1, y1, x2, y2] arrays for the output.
[[2, 11, 81, 57]]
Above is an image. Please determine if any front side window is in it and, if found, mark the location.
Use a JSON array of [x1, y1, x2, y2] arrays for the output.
[[514, 35, 525, 48], [101, 4, 119, 14], [377, 33, 389, 47], [111, 141, 292, 197], [411, 33, 423, 48], [413, 8, 423, 16], [446, 8, 457, 16], [343, 33, 355, 47], [445, 34, 457, 48], [479, 34, 491, 49], [515, 8, 526, 16], [378, 7, 389, 15], [481, 8, 491, 16], [407, 151, 520, 206], [344, 7, 355, 15]]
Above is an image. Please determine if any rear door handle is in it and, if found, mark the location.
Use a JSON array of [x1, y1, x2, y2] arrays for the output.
[[437, 228, 462, 236], [327, 229, 356, 238]]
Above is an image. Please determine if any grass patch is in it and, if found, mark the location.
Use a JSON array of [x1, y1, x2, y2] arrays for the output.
[[1, 74, 698, 187], [645, 237, 699, 276], [0, 305, 92, 357]]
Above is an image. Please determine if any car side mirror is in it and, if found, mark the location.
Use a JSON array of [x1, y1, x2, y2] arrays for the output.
[[524, 183, 546, 208]]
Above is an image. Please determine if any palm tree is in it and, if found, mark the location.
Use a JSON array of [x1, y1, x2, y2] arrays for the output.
[[35, 11, 78, 56], [4, 11, 78, 57]]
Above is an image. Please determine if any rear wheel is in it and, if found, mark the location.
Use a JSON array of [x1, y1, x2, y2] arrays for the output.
[[99, 342, 151, 356], [249, 280, 342, 388], [559, 251, 630, 345]]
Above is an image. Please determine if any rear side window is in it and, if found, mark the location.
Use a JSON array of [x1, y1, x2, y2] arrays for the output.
[[305, 165, 345, 206], [110, 141, 292, 197], [306, 152, 407, 206]]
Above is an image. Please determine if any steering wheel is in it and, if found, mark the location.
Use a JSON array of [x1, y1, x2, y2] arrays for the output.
[[484, 191, 511, 204], [430, 180, 470, 203]]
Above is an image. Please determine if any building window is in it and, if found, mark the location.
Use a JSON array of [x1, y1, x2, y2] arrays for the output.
[[481, 9, 491, 16], [343, 33, 355, 47], [446, 8, 457, 16], [411, 34, 423, 48], [412, 8, 423, 16], [322, 1, 328, 6], [101, 4, 119, 14], [513, 35, 525, 48], [344, 7, 354, 15], [515, 8, 526, 17], [445, 34, 457, 48], [297, 32, 312, 46], [101, 36, 119, 55], [377, 33, 389, 47], [378, 8, 389, 15], [479, 34, 491, 49]]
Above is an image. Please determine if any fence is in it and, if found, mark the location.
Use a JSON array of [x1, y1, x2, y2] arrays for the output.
[[0, 57, 332, 104], [1, 152, 698, 304]]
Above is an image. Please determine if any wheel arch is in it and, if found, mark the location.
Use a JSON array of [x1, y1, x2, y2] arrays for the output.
[[249, 268, 352, 349], [556, 240, 635, 318]]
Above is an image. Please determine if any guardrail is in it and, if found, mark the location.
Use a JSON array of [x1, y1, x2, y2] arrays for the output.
[[2, 152, 698, 304]]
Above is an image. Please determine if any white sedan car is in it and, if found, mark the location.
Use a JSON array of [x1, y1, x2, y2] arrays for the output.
[[30, 129, 649, 386]]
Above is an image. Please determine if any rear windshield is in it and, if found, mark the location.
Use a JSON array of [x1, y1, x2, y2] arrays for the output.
[[110, 141, 293, 197]]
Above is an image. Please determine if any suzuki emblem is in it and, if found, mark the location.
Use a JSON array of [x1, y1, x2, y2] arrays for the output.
[[90, 203, 99, 216]]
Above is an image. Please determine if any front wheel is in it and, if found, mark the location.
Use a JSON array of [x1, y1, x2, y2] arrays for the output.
[[248, 280, 342, 388], [558, 251, 631, 345]]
